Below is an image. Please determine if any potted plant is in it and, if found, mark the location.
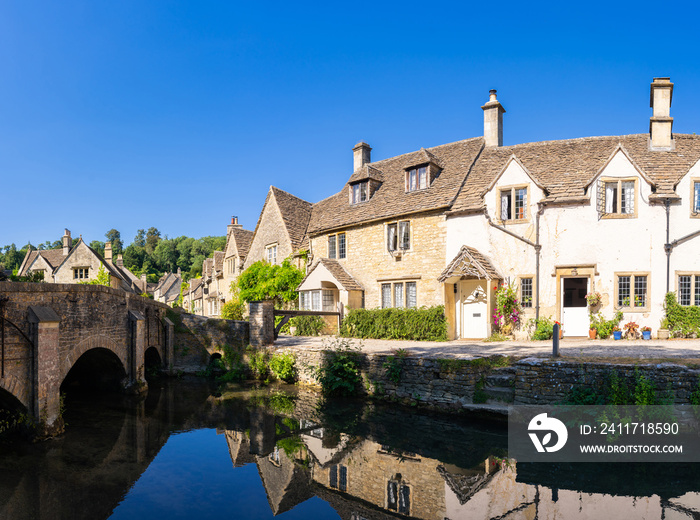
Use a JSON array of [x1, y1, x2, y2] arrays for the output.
[[588, 313, 598, 339], [641, 326, 652, 340], [623, 321, 640, 340], [658, 318, 670, 340], [613, 326, 622, 340], [586, 291, 602, 308]]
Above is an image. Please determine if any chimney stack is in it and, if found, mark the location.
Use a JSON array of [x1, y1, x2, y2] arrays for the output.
[[353, 141, 372, 171], [650, 77, 674, 150], [104, 241, 113, 262], [62, 229, 71, 256], [116, 254, 124, 267], [482, 89, 506, 147], [227, 216, 242, 234], [140, 274, 147, 291]]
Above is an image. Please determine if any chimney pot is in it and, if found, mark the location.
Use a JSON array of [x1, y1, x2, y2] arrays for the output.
[[353, 141, 372, 171], [482, 89, 506, 147]]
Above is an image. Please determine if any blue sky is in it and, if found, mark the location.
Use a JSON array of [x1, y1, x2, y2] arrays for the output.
[[2, 1, 700, 247]]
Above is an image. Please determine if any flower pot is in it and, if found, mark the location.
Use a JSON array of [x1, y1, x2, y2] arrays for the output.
[[642, 330, 651, 340], [658, 328, 670, 340], [588, 329, 597, 340], [613, 330, 622, 340]]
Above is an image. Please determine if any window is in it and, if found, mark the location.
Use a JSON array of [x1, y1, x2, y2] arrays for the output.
[[387, 481, 410, 514], [678, 275, 700, 306], [603, 179, 636, 216], [693, 181, 700, 215], [520, 278, 533, 308], [387, 221, 410, 252], [300, 290, 335, 311], [266, 244, 277, 264], [616, 273, 648, 309], [406, 166, 428, 192], [73, 267, 89, 279], [500, 186, 528, 221], [328, 233, 346, 259], [329, 465, 347, 492], [381, 281, 417, 308], [351, 182, 368, 204], [227, 258, 236, 274]]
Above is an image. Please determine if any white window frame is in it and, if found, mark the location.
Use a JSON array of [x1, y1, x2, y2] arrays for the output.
[[380, 281, 417, 308], [601, 177, 638, 218], [265, 244, 278, 264], [691, 179, 700, 217], [614, 272, 649, 311], [677, 273, 700, 307], [499, 185, 529, 222], [386, 221, 411, 252], [520, 277, 533, 308]]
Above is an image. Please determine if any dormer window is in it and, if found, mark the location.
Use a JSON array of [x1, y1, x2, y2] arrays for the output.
[[351, 182, 368, 204], [406, 166, 428, 192], [499, 186, 528, 221]]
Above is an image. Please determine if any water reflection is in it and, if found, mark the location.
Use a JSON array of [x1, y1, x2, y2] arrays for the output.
[[1, 378, 700, 519]]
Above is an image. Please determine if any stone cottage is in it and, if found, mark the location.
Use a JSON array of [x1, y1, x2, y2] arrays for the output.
[[222, 216, 254, 303]]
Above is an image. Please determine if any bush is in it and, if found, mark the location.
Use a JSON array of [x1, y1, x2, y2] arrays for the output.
[[270, 352, 296, 382], [665, 292, 700, 338], [221, 299, 245, 321], [590, 311, 623, 339], [317, 338, 362, 396], [530, 316, 554, 340], [292, 315, 325, 336], [249, 350, 270, 380], [340, 306, 447, 341]]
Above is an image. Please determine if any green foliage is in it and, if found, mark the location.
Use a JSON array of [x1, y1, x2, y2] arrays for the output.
[[473, 376, 488, 404], [269, 352, 296, 382], [277, 436, 305, 458], [292, 315, 324, 336], [590, 311, 624, 339], [221, 299, 246, 321], [249, 350, 270, 380], [340, 306, 447, 341], [218, 345, 246, 382], [237, 259, 304, 305], [317, 338, 362, 397], [564, 368, 660, 405], [383, 349, 409, 384], [529, 316, 554, 340], [9, 270, 45, 283], [78, 264, 111, 287], [105, 229, 123, 254], [437, 355, 512, 373], [665, 292, 700, 338], [484, 332, 511, 342], [493, 282, 522, 333]]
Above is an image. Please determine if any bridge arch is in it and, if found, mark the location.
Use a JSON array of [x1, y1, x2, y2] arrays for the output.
[[63, 334, 128, 382], [61, 347, 128, 394], [0, 374, 29, 412]]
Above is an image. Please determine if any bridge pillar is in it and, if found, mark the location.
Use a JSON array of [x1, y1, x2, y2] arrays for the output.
[[128, 310, 147, 392], [249, 300, 274, 346], [163, 317, 175, 374], [28, 306, 64, 436]]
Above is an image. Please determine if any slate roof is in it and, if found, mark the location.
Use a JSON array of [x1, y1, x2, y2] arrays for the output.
[[449, 133, 700, 214], [298, 258, 363, 292], [308, 137, 484, 234], [271, 186, 313, 250]]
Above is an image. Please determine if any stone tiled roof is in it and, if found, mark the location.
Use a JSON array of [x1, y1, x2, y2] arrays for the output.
[[348, 164, 384, 184], [438, 245, 502, 282], [308, 137, 484, 234], [227, 227, 254, 260], [449, 134, 700, 213], [202, 257, 213, 278], [214, 251, 224, 274], [271, 186, 313, 250], [19, 248, 68, 276], [298, 258, 363, 292]]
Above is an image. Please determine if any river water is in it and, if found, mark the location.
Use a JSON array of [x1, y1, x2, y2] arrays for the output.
[[1, 377, 700, 520]]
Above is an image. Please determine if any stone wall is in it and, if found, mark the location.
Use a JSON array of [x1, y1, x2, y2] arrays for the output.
[[283, 346, 700, 410]]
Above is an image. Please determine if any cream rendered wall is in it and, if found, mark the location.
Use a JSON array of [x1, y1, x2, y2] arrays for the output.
[[447, 150, 676, 335], [52, 242, 104, 284], [309, 212, 447, 310], [670, 160, 700, 296]]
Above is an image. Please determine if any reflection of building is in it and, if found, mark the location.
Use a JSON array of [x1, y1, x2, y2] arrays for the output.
[[254, 441, 313, 515]]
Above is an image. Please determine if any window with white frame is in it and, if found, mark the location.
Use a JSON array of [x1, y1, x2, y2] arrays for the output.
[[73, 267, 89, 279], [693, 181, 700, 215], [387, 221, 410, 252], [265, 244, 277, 264], [350, 182, 368, 204], [328, 233, 347, 259], [406, 166, 428, 192], [604, 179, 636, 216], [616, 273, 648, 309], [520, 278, 533, 308], [678, 274, 700, 306], [500, 186, 528, 221], [300, 289, 335, 311], [381, 281, 417, 308]]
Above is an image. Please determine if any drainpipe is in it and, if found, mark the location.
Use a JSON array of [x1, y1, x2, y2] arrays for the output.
[[665, 198, 671, 294]]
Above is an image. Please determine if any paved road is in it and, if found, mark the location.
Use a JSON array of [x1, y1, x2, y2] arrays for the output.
[[274, 335, 700, 360]]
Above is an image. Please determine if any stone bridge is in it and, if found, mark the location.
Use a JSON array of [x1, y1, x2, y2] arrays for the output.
[[0, 282, 174, 434]]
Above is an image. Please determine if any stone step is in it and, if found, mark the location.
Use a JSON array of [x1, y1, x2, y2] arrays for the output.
[[484, 386, 515, 402], [485, 373, 515, 388], [493, 366, 516, 375]]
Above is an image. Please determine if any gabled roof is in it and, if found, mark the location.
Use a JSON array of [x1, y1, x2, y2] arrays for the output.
[[225, 227, 254, 260], [19, 248, 68, 276], [297, 258, 363, 292], [213, 251, 225, 274], [438, 245, 502, 282], [450, 134, 700, 213], [251, 187, 313, 253], [308, 137, 484, 234], [348, 164, 384, 184]]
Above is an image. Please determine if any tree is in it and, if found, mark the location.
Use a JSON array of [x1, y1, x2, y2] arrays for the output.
[[105, 229, 123, 254], [134, 229, 146, 248], [237, 259, 304, 306], [152, 239, 178, 272], [89, 240, 105, 258], [145, 227, 161, 254], [123, 244, 146, 270]]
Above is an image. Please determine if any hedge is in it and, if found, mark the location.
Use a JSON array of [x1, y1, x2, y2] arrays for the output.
[[340, 306, 447, 341]]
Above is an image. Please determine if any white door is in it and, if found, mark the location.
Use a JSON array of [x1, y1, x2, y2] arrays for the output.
[[461, 280, 488, 339], [561, 277, 589, 336]]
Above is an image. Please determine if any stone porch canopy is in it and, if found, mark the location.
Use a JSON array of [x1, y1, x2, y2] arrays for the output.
[[297, 258, 363, 293], [438, 245, 502, 283]]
